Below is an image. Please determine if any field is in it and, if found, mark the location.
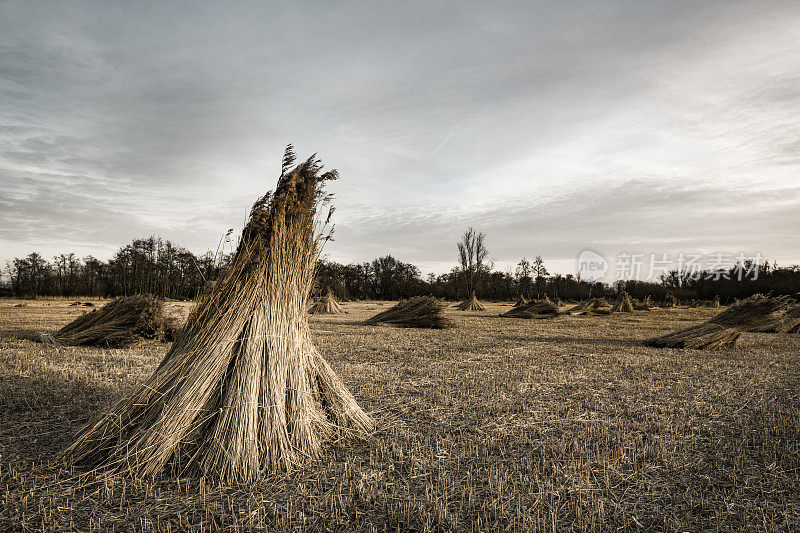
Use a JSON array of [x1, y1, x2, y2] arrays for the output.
[[1, 299, 798, 531]]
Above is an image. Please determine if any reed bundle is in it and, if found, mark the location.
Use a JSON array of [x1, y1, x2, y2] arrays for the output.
[[363, 296, 451, 328], [309, 287, 345, 314], [512, 295, 529, 308], [500, 299, 559, 319], [51, 295, 176, 347], [644, 294, 790, 350], [610, 291, 635, 313], [756, 305, 800, 334], [634, 296, 651, 311], [457, 291, 485, 311], [63, 147, 373, 483], [565, 298, 610, 315]]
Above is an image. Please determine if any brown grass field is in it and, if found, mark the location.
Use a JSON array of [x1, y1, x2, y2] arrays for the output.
[[1, 298, 798, 531]]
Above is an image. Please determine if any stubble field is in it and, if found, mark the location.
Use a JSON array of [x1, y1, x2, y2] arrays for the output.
[[1, 298, 798, 531]]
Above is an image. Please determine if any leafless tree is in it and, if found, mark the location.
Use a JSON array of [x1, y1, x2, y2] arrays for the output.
[[457, 227, 488, 297]]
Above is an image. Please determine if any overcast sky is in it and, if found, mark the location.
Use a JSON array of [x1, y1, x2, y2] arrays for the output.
[[2, 1, 799, 277]]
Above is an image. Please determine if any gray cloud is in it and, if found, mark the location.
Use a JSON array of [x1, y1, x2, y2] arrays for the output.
[[1, 1, 799, 273]]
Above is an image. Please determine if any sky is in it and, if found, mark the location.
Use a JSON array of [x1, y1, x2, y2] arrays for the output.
[[1, 1, 799, 279]]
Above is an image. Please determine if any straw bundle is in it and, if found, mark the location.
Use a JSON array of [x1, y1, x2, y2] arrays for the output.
[[63, 147, 373, 482], [51, 295, 176, 347], [363, 296, 451, 329], [457, 291, 485, 311], [713, 296, 721, 308], [500, 299, 559, 319], [309, 287, 345, 314], [644, 294, 790, 350], [610, 291, 635, 313]]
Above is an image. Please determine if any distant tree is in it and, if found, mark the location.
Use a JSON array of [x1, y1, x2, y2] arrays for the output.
[[532, 255, 548, 298], [516, 258, 532, 298], [457, 227, 488, 298]]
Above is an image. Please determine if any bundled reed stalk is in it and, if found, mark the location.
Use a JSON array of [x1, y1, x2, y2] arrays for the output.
[[457, 291, 485, 311], [756, 306, 800, 334], [512, 294, 529, 308], [309, 287, 345, 314], [644, 294, 790, 350], [49, 295, 176, 347], [633, 298, 651, 311], [500, 299, 559, 319], [63, 147, 373, 483], [713, 296, 721, 308], [565, 298, 610, 315], [363, 296, 451, 329], [610, 291, 635, 313]]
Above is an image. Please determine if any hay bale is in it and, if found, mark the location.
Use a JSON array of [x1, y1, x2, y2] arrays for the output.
[[610, 292, 635, 313], [500, 299, 559, 319], [51, 295, 177, 347], [363, 296, 451, 329], [63, 147, 373, 483], [644, 294, 790, 350], [457, 291, 485, 311], [309, 287, 345, 314]]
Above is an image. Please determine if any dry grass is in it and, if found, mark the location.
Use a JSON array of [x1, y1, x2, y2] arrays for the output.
[[1, 299, 799, 531]]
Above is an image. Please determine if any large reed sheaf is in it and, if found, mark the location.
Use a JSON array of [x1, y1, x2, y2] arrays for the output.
[[64, 147, 373, 482]]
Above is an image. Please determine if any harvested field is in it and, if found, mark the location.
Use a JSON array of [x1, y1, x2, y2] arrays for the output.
[[1, 298, 799, 531]]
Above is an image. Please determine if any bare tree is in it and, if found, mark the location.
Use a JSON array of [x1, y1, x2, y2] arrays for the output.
[[532, 255, 549, 298], [457, 227, 488, 298]]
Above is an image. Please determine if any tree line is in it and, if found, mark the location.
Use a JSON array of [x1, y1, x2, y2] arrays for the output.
[[4, 237, 223, 299], [4, 231, 799, 303]]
